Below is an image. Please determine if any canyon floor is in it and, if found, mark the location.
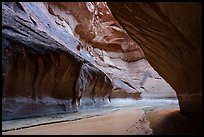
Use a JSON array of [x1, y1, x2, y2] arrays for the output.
[[2, 98, 202, 135]]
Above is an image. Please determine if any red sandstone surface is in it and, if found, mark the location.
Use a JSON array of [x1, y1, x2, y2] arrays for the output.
[[2, 2, 202, 129]]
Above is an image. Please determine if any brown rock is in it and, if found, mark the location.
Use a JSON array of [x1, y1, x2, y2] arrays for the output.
[[3, 2, 196, 121], [2, 2, 113, 120], [107, 2, 202, 119]]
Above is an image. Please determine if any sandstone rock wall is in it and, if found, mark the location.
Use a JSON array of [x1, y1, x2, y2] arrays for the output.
[[2, 2, 112, 120], [107, 2, 202, 119], [2, 2, 185, 120]]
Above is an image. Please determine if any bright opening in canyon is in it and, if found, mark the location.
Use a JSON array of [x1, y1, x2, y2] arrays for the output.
[[2, 2, 202, 135]]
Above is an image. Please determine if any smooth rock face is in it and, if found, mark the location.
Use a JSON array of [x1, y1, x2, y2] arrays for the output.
[[107, 2, 202, 119], [2, 2, 112, 120], [44, 2, 174, 99], [2, 2, 179, 120]]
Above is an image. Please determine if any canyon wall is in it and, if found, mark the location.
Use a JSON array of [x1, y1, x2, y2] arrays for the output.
[[2, 2, 195, 121], [2, 2, 114, 120], [108, 2, 202, 119], [2, 2, 150, 120]]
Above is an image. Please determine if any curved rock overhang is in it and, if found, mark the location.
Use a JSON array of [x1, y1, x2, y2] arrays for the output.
[[2, 2, 200, 120], [107, 2, 202, 119]]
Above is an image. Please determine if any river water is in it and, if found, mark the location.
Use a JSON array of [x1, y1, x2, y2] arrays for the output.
[[2, 98, 178, 132]]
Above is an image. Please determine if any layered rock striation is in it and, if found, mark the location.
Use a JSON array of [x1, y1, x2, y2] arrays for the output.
[[2, 2, 113, 120], [2, 2, 197, 121], [2, 2, 149, 120], [107, 2, 202, 119]]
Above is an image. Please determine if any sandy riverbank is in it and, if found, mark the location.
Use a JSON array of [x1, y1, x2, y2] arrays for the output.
[[2, 107, 151, 135], [3, 98, 200, 135]]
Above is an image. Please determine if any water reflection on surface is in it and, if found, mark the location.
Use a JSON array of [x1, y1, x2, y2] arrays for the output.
[[2, 98, 179, 132]]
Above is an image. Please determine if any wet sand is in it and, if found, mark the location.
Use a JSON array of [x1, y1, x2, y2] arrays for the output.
[[146, 109, 202, 135], [3, 98, 191, 135], [2, 107, 152, 135]]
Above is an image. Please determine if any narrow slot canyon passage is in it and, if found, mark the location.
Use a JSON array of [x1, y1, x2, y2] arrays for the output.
[[2, 2, 202, 135]]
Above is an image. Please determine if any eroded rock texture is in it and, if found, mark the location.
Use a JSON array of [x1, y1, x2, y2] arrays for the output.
[[107, 2, 202, 119], [3, 2, 192, 121], [2, 2, 150, 120], [2, 2, 114, 120], [44, 2, 174, 100]]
